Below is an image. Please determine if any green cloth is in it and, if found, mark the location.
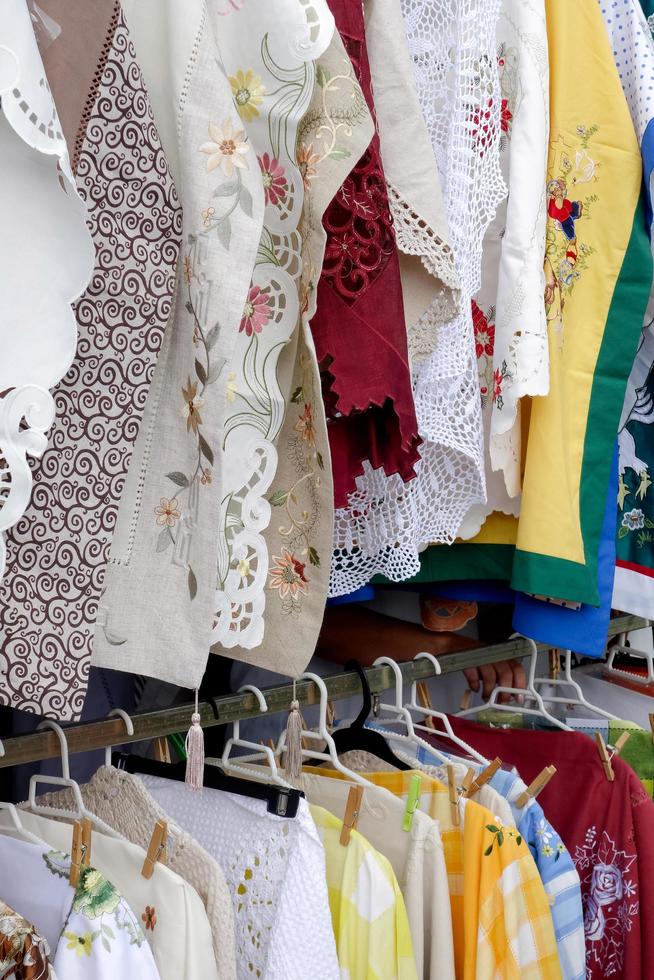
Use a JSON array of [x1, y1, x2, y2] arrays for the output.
[[608, 719, 654, 799]]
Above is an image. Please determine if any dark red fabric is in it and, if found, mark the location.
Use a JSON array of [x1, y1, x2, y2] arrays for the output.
[[432, 718, 654, 980], [310, 0, 421, 507]]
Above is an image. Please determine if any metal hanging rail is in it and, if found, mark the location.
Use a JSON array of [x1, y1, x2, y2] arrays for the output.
[[0, 613, 648, 769]]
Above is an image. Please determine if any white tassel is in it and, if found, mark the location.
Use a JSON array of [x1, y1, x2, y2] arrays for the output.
[[283, 681, 303, 780], [185, 689, 204, 791]]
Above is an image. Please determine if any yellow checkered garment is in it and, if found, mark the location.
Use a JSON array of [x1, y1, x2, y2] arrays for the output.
[[305, 767, 561, 980]]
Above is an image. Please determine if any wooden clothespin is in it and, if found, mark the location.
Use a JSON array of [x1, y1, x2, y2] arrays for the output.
[[649, 713, 654, 744], [153, 736, 172, 764], [461, 767, 476, 795], [402, 774, 422, 832], [80, 817, 92, 869], [69, 820, 84, 887], [141, 820, 168, 879], [459, 689, 474, 712], [613, 731, 631, 756], [515, 766, 557, 809], [446, 765, 460, 827], [339, 785, 364, 846], [595, 732, 615, 782], [416, 682, 435, 729], [266, 738, 277, 754], [464, 757, 502, 798]]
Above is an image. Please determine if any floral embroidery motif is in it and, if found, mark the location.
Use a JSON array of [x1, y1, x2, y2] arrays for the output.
[[294, 403, 315, 443], [529, 818, 567, 862], [229, 68, 266, 121], [155, 114, 254, 599], [141, 906, 157, 931], [297, 143, 319, 189], [258, 153, 288, 206], [269, 548, 310, 604], [493, 361, 511, 410], [64, 931, 93, 957], [574, 827, 638, 977], [472, 300, 495, 407], [240, 285, 274, 336], [483, 823, 522, 857], [544, 127, 600, 347], [497, 42, 520, 150], [199, 119, 250, 176]]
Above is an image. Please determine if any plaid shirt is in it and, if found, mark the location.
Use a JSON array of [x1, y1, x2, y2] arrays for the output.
[[308, 766, 562, 980]]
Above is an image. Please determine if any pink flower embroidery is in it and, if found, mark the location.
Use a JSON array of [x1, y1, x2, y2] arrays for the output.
[[295, 404, 315, 444], [269, 549, 309, 599], [500, 98, 513, 134], [258, 153, 288, 206], [240, 285, 273, 336], [493, 368, 503, 403], [472, 300, 495, 360]]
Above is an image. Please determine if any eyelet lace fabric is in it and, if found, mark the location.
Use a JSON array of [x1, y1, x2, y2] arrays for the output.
[[138, 774, 340, 980], [309, 7, 421, 508], [329, 0, 506, 594]]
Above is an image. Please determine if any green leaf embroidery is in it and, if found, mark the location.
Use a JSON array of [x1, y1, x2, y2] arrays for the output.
[[486, 825, 500, 834], [516, 835, 522, 847], [240, 186, 254, 218], [484, 844, 493, 857], [102, 924, 115, 939], [308, 546, 320, 567], [497, 830, 504, 847], [212, 179, 238, 199], [316, 451, 325, 470], [188, 567, 198, 601], [646, 518, 654, 529], [167, 471, 190, 488], [205, 323, 221, 350], [195, 358, 207, 386], [329, 147, 351, 160], [216, 216, 232, 250], [290, 386, 304, 404], [156, 528, 172, 553], [102, 936, 111, 953], [618, 526, 630, 539], [199, 433, 214, 465], [316, 64, 331, 87], [269, 489, 289, 506], [185, 300, 193, 314]]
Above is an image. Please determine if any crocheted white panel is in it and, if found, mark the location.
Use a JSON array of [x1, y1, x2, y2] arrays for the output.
[[139, 774, 340, 980], [330, 0, 506, 594]]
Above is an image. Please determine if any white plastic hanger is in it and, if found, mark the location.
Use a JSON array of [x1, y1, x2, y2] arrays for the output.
[[456, 637, 573, 731], [532, 649, 619, 720], [0, 801, 47, 846], [25, 720, 123, 837], [276, 673, 370, 786], [604, 632, 654, 687], [220, 686, 292, 787], [104, 708, 135, 767], [402, 653, 489, 764]]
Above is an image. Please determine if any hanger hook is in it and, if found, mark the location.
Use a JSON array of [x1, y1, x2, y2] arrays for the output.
[[298, 672, 329, 731], [37, 720, 70, 780], [104, 709, 135, 767], [238, 685, 268, 713], [344, 660, 372, 728], [415, 651, 442, 675], [372, 656, 405, 709]]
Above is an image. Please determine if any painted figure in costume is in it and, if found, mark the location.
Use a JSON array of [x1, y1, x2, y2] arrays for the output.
[[547, 177, 583, 240]]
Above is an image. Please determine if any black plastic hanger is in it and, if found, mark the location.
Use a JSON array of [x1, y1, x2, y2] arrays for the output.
[[112, 752, 304, 818], [317, 660, 411, 770]]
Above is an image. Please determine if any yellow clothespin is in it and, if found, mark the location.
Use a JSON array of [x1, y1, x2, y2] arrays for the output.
[[402, 774, 422, 832], [69, 820, 84, 887], [595, 732, 614, 782], [339, 785, 364, 846], [465, 757, 502, 798], [141, 820, 168, 879], [446, 765, 460, 827], [515, 766, 557, 809]]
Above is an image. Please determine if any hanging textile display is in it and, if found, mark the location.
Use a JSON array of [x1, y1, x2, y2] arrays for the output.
[[0, 0, 181, 718], [510, 0, 652, 605], [609, 0, 654, 618], [329, 0, 507, 597], [459, 0, 549, 536], [0, 0, 94, 581], [209, 8, 370, 677], [90, 0, 265, 691], [308, 0, 422, 510]]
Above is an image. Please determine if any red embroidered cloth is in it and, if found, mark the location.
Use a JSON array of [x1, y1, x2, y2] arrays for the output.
[[309, 0, 421, 507], [437, 718, 654, 980]]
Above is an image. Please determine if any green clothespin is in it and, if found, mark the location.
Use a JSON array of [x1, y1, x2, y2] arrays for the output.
[[402, 774, 422, 832]]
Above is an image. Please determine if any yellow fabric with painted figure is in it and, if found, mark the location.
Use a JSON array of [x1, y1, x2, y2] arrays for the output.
[[309, 804, 418, 980], [512, 0, 648, 602]]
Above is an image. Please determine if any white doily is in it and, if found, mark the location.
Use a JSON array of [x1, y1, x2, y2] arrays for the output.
[[329, 0, 506, 594], [0, 0, 94, 579]]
